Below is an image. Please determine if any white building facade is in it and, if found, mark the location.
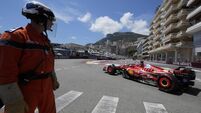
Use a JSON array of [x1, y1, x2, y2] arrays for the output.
[[186, 0, 201, 62]]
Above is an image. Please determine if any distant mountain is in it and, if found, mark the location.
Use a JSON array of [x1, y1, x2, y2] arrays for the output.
[[61, 43, 85, 49], [94, 32, 147, 45]]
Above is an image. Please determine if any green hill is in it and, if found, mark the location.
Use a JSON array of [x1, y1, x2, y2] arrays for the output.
[[94, 32, 147, 45]]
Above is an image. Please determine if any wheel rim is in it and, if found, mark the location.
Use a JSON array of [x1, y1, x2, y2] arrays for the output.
[[159, 77, 171, 88]]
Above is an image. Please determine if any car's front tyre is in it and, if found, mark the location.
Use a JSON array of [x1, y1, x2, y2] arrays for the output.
[[107, 66, 116, 75]]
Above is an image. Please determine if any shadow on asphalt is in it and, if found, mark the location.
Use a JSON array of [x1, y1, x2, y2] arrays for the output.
[[122, 77, 201, 96], [103, 73, 201, 96], [169, 87, 201, 96]]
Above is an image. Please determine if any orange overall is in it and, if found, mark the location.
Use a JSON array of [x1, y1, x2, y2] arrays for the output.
[[0, 24, 56, 113]]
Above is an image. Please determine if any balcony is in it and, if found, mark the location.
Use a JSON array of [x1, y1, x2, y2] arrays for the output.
[[186, 21, 201, 34], [176, 31, 192, 41], [163, 23, 177, 34], [143, 46, 149, 51], [154, 15, 160, 23], [187, 0, 200, 7], [164, 14, 178, 26], [143, 42, 149, 48], [160, 22, 165, 27], [148, 41, 153, 46], [160, 11, 166, 19], [165, 43, 176, 48], [153, 41, 160, 47], [177, 0, 188, 9], [187, 5, 201, 20], [149, 35, 154, 40], [162, 33, 177, 43], [176, 20, 190, 29], [177, 9, 189, 19], [164, 4, 178, 18], [172, 0, 179, 4], [153, 25, 157, 29], [148, 45, 152, 49], [155, 21, 161, 29], [163, 0, 179, 10], [155, 29, 160, 34], [176, 31, 189, 39], [163, 0, 171, 10], [176, 41, 193, 48], [153, 35, 159, 41]]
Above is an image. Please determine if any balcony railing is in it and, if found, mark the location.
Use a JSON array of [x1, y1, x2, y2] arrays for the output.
[[148, 45, 152, 49], [163, 0, 171, 11], [163, 23, 177, 34], [150, 35, 154, 40], [177, 9, 189, 19], [176, 31, 191, 39], [162, 33, 177, 43], [153, 41, 160, 47], [165, 4, 178, 18], [143, 46, 149, 51], [172, 0, 179, 4], [155, 21, 161, 29], [166, 33, 177, 40], [177, 0, 188, 9], [176, 20, 190, 29], [176, 41, 192, 47], [163, 0, 179, 10], [153, 35, 160, 41], [164, 14, 178, 26]]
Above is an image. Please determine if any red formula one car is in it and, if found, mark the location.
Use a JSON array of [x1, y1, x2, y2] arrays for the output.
[[103, 63, 196, 92]]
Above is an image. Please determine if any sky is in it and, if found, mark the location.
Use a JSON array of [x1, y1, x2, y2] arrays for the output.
[[0, 0, 162, 45]]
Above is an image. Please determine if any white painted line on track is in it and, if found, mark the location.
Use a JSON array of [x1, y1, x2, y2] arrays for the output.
[[91, 96, 119, 113], [196, 78, 201, 83], [56, 90, 83, 113], [0, 106, 4, 113], [143, 102, 168, 113]]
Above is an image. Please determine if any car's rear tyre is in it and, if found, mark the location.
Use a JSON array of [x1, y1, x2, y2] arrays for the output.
[[107, 66, 115, 75], [157, 76, 177, 92]]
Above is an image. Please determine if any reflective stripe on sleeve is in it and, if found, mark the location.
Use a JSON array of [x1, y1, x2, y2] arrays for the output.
[[0, 39, 50, 51]]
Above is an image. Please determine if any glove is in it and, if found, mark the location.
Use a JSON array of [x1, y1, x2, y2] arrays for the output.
[[52, 79, 60, 91], [5, 99, 28, 113], [0, 82, 28, 113], [51, 71, 60, 90]]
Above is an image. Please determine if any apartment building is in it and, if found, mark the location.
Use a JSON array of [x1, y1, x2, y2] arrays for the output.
[[148, 0, 192, 64], [186, 0, 201, 62]]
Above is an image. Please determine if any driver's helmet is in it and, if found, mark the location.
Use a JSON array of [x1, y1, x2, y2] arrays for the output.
[[22, 1, 55, 23], [140, 60, 144, 67]]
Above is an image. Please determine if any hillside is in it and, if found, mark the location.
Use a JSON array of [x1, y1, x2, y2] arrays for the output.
[[94, 32, 147, 45], [61, 43, 85, 49]]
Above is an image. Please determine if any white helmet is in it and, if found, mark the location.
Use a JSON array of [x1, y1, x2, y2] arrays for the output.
[[22, 1, 55, 23]]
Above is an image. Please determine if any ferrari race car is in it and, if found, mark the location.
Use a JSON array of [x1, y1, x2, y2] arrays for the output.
[[103, 63, 196, 92]]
